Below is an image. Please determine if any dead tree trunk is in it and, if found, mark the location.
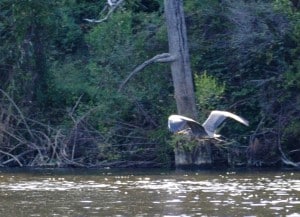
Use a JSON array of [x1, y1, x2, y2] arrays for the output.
[[164, 0, 212, 167], [164, 0, 197, 120], [118, 0, 212, 167]]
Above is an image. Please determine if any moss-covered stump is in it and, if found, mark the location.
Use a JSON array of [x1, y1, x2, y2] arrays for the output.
[[174, 140, 212, 167]]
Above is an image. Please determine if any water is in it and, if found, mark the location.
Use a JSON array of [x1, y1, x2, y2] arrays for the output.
[[0, 168, 299, 217]]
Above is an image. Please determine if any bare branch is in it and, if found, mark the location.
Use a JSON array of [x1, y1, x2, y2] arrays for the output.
[[0, 88, 34, 139], [0, 150, 23, 166], [278, 139, 300, 168], [118, 53, 176, 92], [84, 0, 124, 24], [276, 113, 300, 168]]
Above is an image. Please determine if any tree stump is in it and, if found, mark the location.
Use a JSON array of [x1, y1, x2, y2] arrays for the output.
[[174, 141, 212, 167]]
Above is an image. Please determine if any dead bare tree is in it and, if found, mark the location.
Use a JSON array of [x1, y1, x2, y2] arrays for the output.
[[118, 0, 198, 119]]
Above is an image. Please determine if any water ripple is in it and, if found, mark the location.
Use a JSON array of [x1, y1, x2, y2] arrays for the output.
[[0, 170, 299, 217]]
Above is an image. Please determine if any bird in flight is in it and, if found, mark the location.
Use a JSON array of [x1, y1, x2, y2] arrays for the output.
[[168, 110, 249, 140]]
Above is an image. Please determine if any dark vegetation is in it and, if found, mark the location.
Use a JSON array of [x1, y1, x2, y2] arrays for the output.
[[0, 0, 299, 168]]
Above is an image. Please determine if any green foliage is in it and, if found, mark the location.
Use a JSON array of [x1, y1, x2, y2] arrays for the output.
[[169, 134, 199, 152], [284, 60, 300, 90], [274, 0, 300, 156], [194, 71, 225, 111], [86, 11, 135, 61], [283, 119, 300, 139], [47, 2, 173, 166], [1, 0, 300, 167]]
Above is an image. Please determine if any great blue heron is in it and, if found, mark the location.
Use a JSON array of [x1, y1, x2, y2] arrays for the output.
[[168, 110, 249, 140]]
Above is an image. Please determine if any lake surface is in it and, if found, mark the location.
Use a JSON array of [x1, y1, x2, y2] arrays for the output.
[[0, 168, 299, 217]]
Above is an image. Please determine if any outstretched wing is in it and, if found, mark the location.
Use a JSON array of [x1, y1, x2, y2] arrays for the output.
[[202, 110, 249, 134], [168, 115, 205, 135], [168, 115, 188, 133]]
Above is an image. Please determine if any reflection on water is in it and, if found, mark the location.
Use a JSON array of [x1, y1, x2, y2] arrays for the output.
[[0, 168, 299, 217]]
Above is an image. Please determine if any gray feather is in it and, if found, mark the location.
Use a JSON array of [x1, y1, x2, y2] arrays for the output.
[[202, 110, 249, 136]]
